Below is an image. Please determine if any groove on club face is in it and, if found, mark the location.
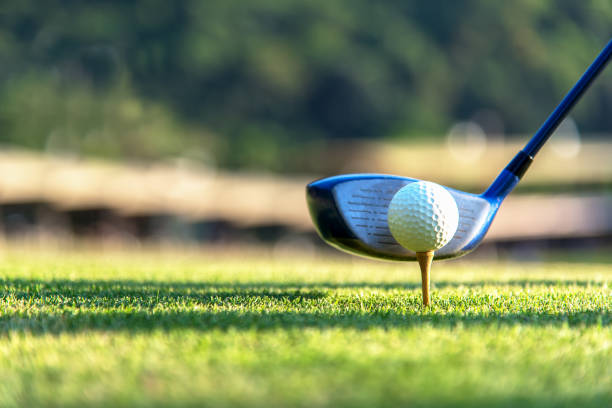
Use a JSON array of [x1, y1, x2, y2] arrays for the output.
[[306, 174, 500, 261]]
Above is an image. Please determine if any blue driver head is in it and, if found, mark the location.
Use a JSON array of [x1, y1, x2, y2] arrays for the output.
[[306, 174, 503, 261]]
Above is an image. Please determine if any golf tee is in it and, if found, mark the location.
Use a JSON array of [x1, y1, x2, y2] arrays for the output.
[[416, 251, 434, 306]]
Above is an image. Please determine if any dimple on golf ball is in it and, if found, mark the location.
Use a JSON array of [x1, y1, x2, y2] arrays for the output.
[[388, 181, 459, 252]]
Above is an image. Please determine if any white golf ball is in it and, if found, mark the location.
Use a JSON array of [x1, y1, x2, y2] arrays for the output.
[[388, 181, 459, 252]]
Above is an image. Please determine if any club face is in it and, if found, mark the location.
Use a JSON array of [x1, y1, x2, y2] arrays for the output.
[[306, 174, 500, 261]]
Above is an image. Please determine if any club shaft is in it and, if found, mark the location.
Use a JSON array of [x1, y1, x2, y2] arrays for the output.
[[523, 38, 612, 158], [485, 38, 612, 200]]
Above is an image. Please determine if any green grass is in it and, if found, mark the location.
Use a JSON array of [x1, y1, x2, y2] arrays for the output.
[[0, 248, 610, 407]]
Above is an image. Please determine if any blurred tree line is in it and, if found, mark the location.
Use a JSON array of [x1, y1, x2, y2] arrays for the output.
[[1, 0, 611, 172]]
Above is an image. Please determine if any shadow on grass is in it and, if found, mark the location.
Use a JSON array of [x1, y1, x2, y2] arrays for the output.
[[0, 278, 609, 335], [2, 277, 605, 292]]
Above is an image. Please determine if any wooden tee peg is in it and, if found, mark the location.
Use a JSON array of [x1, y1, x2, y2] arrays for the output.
[[416, 251, 434, 306]]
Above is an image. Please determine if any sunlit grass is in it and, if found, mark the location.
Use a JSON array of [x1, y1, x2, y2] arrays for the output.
[[0, 247, 610, 407]]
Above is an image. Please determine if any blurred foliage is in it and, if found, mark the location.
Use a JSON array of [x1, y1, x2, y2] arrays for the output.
[[0, 1, 611, 171]]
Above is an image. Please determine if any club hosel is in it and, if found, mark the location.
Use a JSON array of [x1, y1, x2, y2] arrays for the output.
[[483, 150, 533, 201], [504, 150, 534, 179]]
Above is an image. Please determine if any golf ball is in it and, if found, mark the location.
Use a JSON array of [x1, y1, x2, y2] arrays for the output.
[[388, 181, 459, 252]]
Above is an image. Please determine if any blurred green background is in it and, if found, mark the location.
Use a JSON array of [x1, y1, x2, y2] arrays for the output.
[[2, 1, 611, 173]]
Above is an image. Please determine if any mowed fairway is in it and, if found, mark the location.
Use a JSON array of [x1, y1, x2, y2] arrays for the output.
[[0, 248, 610, 407]]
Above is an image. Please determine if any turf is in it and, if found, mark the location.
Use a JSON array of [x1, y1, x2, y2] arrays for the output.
[[0, 248, 610, 407]]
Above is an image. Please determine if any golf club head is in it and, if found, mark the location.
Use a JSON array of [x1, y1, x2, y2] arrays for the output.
[[306, 174, 501, 261]]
